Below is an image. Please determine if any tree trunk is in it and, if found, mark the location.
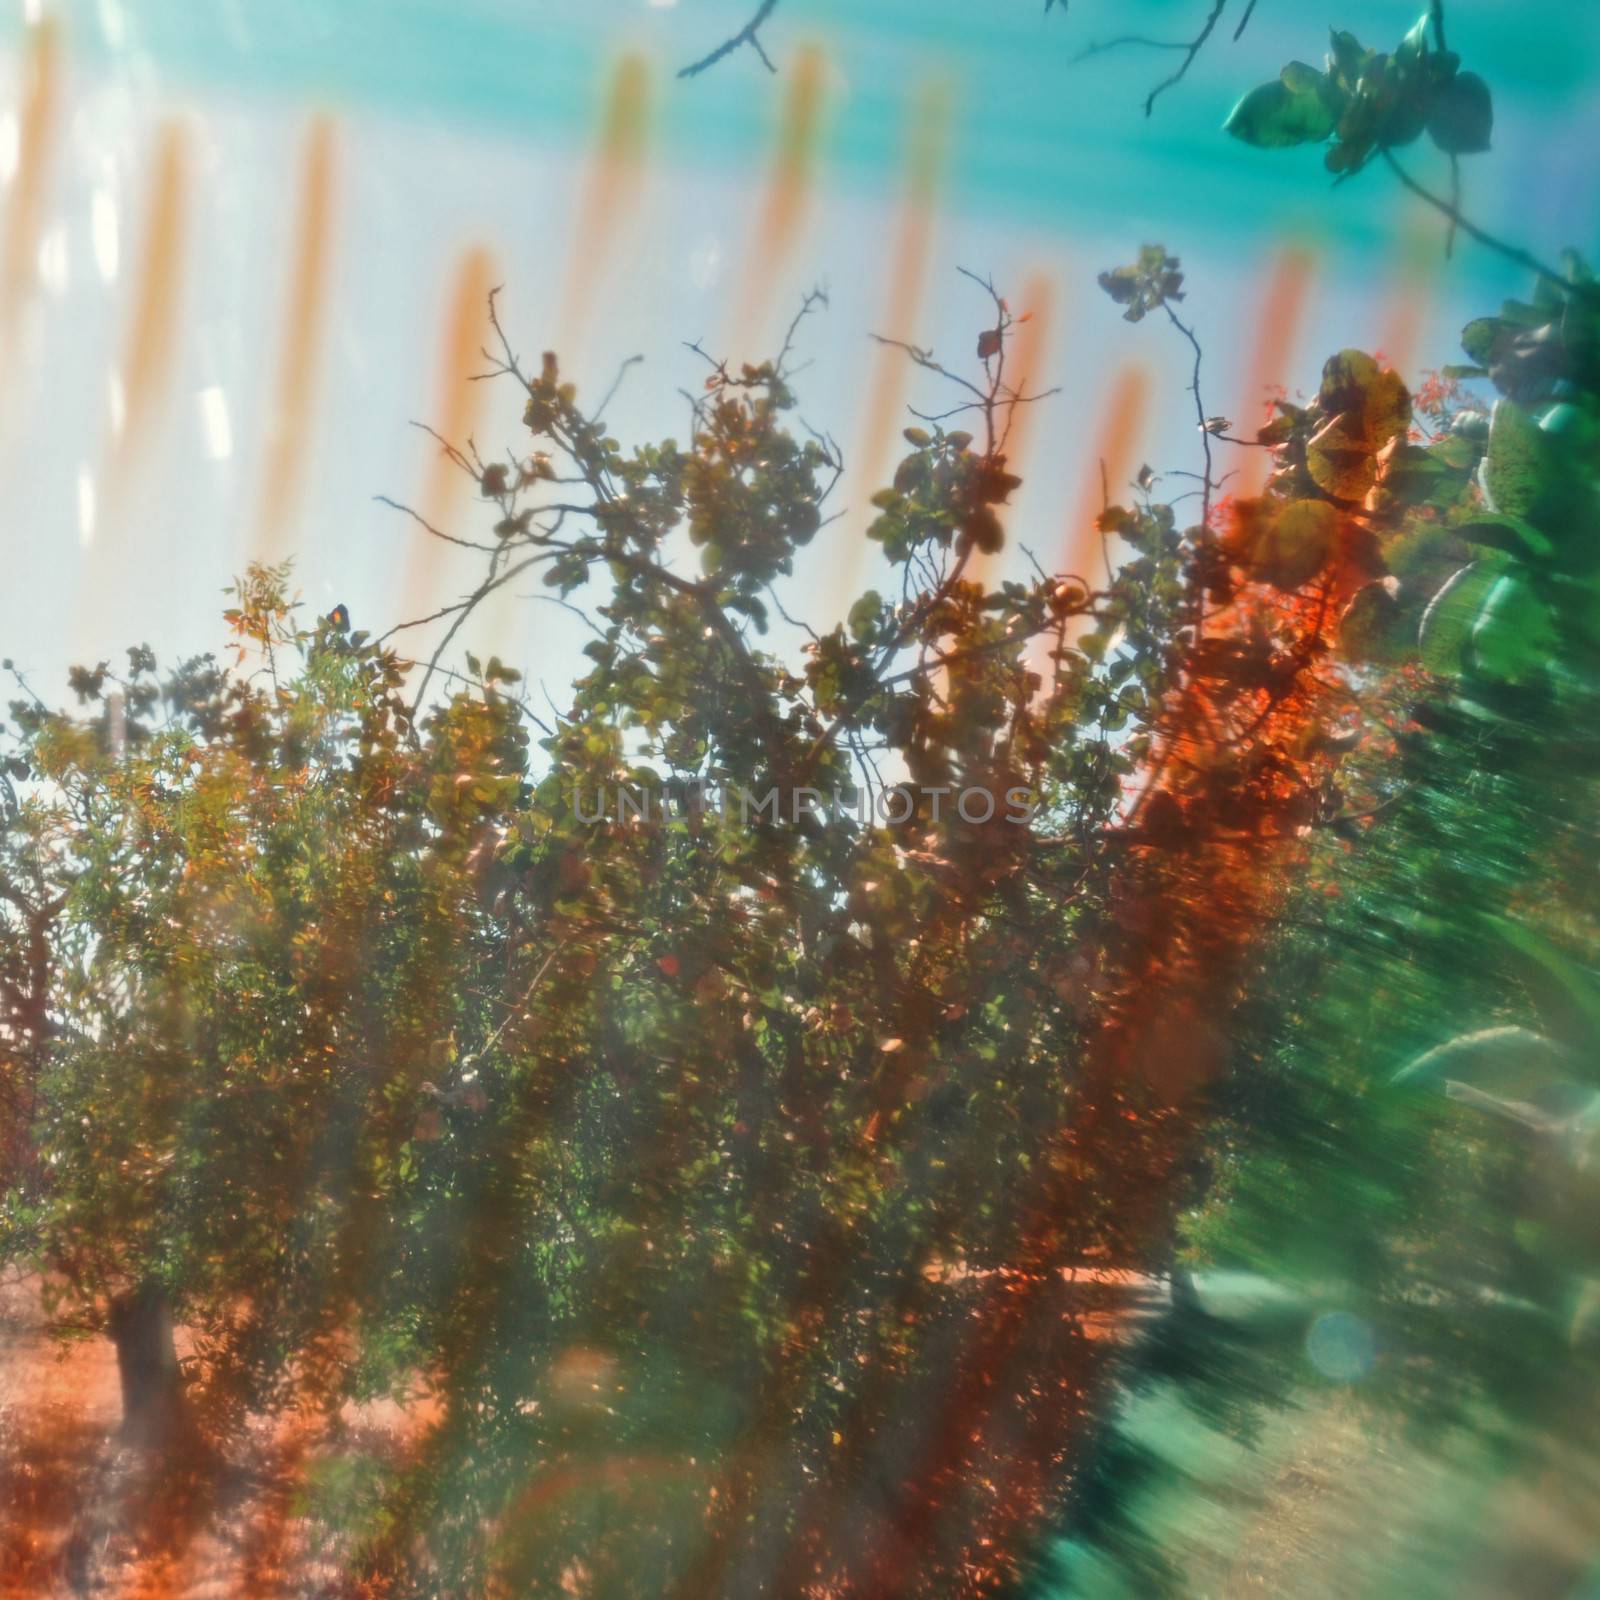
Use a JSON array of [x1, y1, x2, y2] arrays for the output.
[[107, 1282, 187, 1449]]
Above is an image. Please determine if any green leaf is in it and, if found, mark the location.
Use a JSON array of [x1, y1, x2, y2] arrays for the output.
[[1310, 352, 1410, 503], [1376, 441, 1450, 507], [1489, 917, 1600, 1061], [1391, 1025, 1572, 1094], [1224, 69, 1337, 148], [1427, 70, 1493, 154], [1190, 1270, 1311, 1327], [847, 590, 884, 644], [1539, 402, 1590, 441], [1326, 29, 1369, 88], [1480, 398, 1550, 523], [1469, 571, 1557, 685], [1338, 578, 1407, 664], [1455, 516, 1554, 563], [1417, 559, 1505, 675], [1097, 245, 1185, 323], [1280, 60, 1328, 98], [1395, 12, 1433, 70], [728, 593, 769, 634], [1248, 499, 1338, 591]]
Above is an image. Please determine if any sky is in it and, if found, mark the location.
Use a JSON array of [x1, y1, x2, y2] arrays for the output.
[[2, 0, 1598, 710]]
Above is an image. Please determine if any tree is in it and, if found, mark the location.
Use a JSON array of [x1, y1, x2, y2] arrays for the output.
[[0, 246, 1372, 1591], [3, 577, 525, 1448], [7, 6, 1590, 1587], [1037, 17, 1600, 1595], [0, 697, 64, 1204]]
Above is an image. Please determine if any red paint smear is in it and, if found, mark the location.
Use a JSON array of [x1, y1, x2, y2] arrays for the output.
[[559, 53, 651, 353], [968, 269, 1059, 591], [825, 79, 952, 621], [0, 18, 62, 405], [106, 120, 189, 505], [399, 243, 499, 623], [727, 44, 827, 361], [255, 114, 339, 559], [1233, 246, 1315, 496]]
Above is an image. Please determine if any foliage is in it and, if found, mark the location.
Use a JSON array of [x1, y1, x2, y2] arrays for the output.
[[1039, 32, 1600, 1600], [1225, 7, 1492, 173], [3, 7, 1595, 1594], [0, 267, 1260, 1592]]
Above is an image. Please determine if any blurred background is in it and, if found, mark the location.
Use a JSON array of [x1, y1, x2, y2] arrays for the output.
[[3, 0, 1598, 702]]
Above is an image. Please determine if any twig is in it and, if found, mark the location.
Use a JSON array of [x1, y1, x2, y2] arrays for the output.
[[1161, 303, 1214, 534], [374, 495, 499, 555], [768, 588, 821, 643], [1446, 153, 1460, 259], [679, 0, 781, 79], [407, 553, 550, 724], [1142, 0, 1227, 115], [470, 939, 568, 1065], [513, 591, 612, 643], [1073, 35, 1190, 62], [1073, 0, 1231, 117], [1381, 148, 1592, 301], [594, 354, 644, 423], [425, 663, 556, 736], [775, 285, 830, 378]]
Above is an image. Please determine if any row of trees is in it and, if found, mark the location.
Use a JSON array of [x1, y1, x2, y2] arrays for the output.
[[2, 4, 1595, 1595]]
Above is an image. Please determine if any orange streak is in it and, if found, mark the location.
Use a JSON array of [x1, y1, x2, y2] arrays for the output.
[[1232, 245, 1315, 495], [400, 244, 499, 621], [1018, 360, 1149, 690], [107, 119, 189, 501], [0, 17, 61, 400], [827, 79, 951, 618], [1376, 218, 1434, 384], [1061, 360, 1149, 583], [969, 269, 1058, 589], [727, 44, 826, 359], [558, 52, 650, 353], [255, 114, 338, 558], [996, 274, 1058, 474]]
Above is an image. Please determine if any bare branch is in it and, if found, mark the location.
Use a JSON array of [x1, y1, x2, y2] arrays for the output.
[[868, 336, 991, 407], [774, 285, 830, 378], [1381, 147, 1594, 301], [374, 495, 499, 555], [594, 353, 645, 423], [1073, 0, 1234, 117], [406, 553, 550, 724], [408, 420, 477, 478], [1140, 0, 1228, 115], [1073, 35, 1191, 63], [679, 0, 781, 80]]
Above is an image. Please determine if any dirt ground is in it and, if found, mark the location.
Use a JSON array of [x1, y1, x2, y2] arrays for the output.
[[0, 1275, 390, 1599], [5, 1271, 1595, 1598]]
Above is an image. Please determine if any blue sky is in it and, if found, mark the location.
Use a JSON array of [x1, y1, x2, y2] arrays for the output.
[[3, 0, 1598, 702]]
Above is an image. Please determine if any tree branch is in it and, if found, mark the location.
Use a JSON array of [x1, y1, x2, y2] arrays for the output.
[[1073, 0, 1232, 117], [1381, 148, 1594, 302], [679, 0, 781, 80], [1141, 0, 1227, 116]]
